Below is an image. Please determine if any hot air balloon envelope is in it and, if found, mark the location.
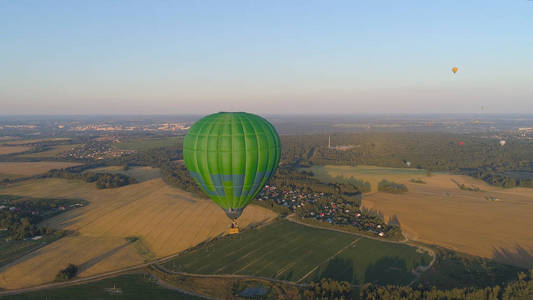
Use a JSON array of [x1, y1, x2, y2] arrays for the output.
[[499, 140, 506, 146], [452, 67, 458, 74], [183, 112, 281, 219], [459, 141, 464, 145]]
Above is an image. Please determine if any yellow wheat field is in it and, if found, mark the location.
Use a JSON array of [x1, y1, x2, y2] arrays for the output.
[[16, 144, 81, 158], [0, 178, 277, 289], [0, 162, 80, 176], [307, 165, 430, 191], [351, 171, 533, 268]]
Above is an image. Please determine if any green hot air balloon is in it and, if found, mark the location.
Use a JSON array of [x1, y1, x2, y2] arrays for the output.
[[183, 112, 281, 220]]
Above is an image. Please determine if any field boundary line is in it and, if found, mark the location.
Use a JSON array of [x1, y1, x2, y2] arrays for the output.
[[245, 233, 313, 276], [0, 218, 280, 296], [220, 230, 306, 275], [286, 214, 437, 280], [201, 222, 298, 273], [150, 273, 214, 300], [0, 216, 434, 296], [287, 214, 407, 244], [297, 237, 361, 283], [151, 264, 313, 288]]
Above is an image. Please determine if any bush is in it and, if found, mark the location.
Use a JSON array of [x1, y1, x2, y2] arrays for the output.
[[344, 176, 372, 193], [55, 264, 78, 281], [410, 178, 426, 184], [378, 180, 408, 194]]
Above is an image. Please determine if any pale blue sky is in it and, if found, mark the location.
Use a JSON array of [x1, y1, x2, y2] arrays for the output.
[[1, 0, 532, 114]]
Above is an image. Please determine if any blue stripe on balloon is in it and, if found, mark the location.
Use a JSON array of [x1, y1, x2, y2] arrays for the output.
[[189, 171, 216, 196], [193, 170, 275, 199], [210, 174, 227, 197]]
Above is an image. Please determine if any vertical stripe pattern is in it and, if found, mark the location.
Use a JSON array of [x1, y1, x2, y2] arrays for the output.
[[183, 112, 281, 218]]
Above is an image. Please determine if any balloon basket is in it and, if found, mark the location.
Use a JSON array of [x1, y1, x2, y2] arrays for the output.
[[229, 218, 239, 234]]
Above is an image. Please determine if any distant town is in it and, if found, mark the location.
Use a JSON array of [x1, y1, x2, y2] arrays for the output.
[[2, 115, 533, 138]]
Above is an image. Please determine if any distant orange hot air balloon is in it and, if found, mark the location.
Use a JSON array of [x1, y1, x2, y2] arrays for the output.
[[452, 67, 458, 74]]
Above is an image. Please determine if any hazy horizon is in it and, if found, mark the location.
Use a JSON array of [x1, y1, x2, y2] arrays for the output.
[[3, 112, 533, 117], [1, 1, 532, 115]]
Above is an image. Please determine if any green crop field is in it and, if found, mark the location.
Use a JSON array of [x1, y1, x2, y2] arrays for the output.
[[163, 221, 431, 285], [6, 274, 204, 300], [113, 137, 182, 151], [321, 238, 432, 284]]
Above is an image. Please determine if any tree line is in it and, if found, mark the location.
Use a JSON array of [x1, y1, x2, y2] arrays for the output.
[[464, 168, 533, 188], [43, 168, 137, 189], [294, 269, 532, 299], [378, 180, 408, 193], [279, 132, 533, 188], [360, 269, 533, 300], [0, 195, 87, 240]]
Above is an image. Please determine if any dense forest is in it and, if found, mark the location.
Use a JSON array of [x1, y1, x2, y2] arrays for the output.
[[296, 268, 533, 299], [360, 269, 533, 300], [279, 133, 533, 188], [301, 278, 353, 299]]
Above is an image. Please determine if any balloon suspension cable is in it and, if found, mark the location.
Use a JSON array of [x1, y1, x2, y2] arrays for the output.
[[223, 207, 244, 219]]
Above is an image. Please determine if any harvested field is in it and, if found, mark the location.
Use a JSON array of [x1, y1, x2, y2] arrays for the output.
[[0, 162, 80, 176], [0, 232, 64, 269], [3, 138, 71, 145], [310, 165, 533, 268], [0, 146, 31, 155], [0, 236, 137, 288], [16, 144, 81, 158], [0, 178, 276, 289], [307, 165, 429, 191], [0, 174, 23, 181]]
